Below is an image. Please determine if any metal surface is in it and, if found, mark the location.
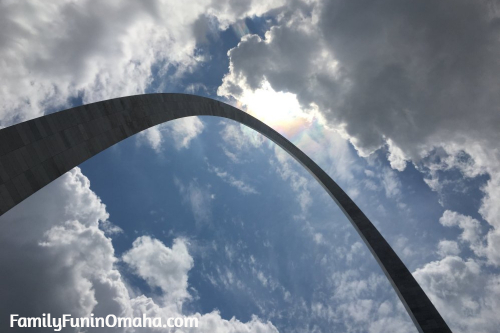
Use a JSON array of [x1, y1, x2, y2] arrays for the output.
[[0, 93, 452, 332]]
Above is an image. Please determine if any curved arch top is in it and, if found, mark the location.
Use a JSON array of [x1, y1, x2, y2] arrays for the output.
[[0, 93, 451, 332]]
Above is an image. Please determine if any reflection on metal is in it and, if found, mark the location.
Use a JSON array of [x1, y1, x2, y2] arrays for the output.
[[0, 94, 451, 332]]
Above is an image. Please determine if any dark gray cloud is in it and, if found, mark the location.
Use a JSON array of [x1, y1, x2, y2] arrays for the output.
[[223, 0, 500, 159], [317, 0, 500, 156]]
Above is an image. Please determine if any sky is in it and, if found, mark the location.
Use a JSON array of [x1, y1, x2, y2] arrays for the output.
[[1, 0, 500, 332]]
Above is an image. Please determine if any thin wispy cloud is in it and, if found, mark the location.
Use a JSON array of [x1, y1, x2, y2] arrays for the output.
[[207, 164, 259, 194], [174, 177, 213, 224]]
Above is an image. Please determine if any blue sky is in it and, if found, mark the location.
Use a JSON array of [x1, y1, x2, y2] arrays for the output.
[[1, 1, 500, 332]]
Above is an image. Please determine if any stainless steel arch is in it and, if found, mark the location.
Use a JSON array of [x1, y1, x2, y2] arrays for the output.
[[0, 93, 451, 332]]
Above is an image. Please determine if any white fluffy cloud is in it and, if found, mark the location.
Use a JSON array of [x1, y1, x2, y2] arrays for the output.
[[140, 117, 205, 152], [414, 256, 500, 333], [123, 236, 194, 305], [439, 210, 483, 254], [414, 205, 500, 332], [0, 168, 132, 331], [0, 0, 284, 125], [0, 168, 279, 332], [438, 209, 500, 268]]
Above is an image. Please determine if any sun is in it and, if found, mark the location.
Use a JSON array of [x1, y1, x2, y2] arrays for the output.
[[236, 82, 314, 136]]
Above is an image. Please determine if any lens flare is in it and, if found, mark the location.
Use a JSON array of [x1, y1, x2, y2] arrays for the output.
[[236, 82, 324, 147], [231, 20, 251, 39]]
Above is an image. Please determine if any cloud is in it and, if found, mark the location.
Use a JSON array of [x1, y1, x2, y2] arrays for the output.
[[272, 146, 312, 216], [320, 270, 417, 333], [437, 210, 500, 267], [221, 123, 264, 150], [0, 168, 132, 331], [380, 168, 402, 200], [139, 126, 164, 152], [122, 236, 194, 305], [168, 117, 206, 150], [100, 220, 124, 235], [386, 139, 408, 172], [439, 210, 483, 252], [0, 0, 284, 126], [174, 177, 213, 224], [219, 121, 265, 161], [437, 240, 460, 258], [414, 256, 500, 333], [0, 0, 188, 124], [208, 164, 259, 194], [140, 116, 205, 152]]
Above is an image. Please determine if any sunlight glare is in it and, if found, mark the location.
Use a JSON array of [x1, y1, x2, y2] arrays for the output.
[[237, 82, 313, 135]]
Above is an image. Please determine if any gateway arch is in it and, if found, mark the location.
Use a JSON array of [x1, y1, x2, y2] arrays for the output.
[[0, 93, 451, 333]]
